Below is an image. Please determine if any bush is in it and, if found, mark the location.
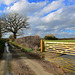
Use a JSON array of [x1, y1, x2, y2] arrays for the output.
[[0, 39, 6, 54], [9, 34, 14, 41], [14, 35, 41, 50], [44, 34, 58, 40]]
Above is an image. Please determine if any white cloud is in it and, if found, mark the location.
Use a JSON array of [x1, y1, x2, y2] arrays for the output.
[[0, 0, 3, 4], [42, 5, 75, 26], [0, 10, 2, 13], [5, 0, 46, 15], [56, 31, 75, 38], [3, 0, 17, 5], [42, 8, 62, 23], [36, 26, 47, 30], [31, 5, 75, 38], [0, 0, 17, 5], [35, 0, 64, 16], [2, 0, 75, 38]]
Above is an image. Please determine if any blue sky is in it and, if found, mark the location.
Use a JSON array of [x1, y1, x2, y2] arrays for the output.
[[0, 0, 75, 38]]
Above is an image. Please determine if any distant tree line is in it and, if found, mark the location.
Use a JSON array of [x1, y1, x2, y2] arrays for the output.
[[44, 34, 58, 40], [44, 34, 75, 40]]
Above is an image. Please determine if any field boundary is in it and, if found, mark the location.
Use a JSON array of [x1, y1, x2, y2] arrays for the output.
[[41, 40, 75, 55]]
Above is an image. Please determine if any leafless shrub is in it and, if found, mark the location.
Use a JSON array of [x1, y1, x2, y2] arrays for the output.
[[15, 35, 41, 50]]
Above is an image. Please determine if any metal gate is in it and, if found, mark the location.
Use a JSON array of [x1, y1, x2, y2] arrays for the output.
[[41, 40, 75, 55]]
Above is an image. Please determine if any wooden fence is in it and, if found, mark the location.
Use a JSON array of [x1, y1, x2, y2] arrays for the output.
[[41, 40, 75, 55]]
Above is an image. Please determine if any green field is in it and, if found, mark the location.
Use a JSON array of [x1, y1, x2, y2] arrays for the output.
[[44, 40, 75, 42]]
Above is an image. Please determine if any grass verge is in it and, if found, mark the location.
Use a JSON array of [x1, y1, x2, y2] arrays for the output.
[[10, 41, 34, 52], [9, 41, 43, 59]]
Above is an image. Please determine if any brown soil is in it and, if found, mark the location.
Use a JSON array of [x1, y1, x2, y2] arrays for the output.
[[10, 49, 36, 75], [30, 51, 68, 75], [23, 51, 67, 75], [23, 58, 52, 75], [34, 59, 68, 75], [0, 60, 5, 75], [9, 43, 68, 75], [10, 47, 51, 75], [11, 58, 36, 75], [0, 47, 5, 75]]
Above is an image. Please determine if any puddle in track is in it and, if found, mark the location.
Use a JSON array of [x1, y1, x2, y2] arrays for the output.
[[3, 42, 13, 75]]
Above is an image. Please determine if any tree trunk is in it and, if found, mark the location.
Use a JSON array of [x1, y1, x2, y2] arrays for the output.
[[13, 33, 16, 39]]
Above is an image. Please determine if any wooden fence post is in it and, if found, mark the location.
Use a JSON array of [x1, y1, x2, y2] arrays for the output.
[[41, 39, 44, 52]]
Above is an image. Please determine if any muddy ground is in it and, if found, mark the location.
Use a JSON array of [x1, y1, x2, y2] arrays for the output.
[[0, 46, 5, 75], [9, 44, 68, 75], [9, 47, 37, 75], [0, 43, 68, 75], [0, 59, 5, 75]]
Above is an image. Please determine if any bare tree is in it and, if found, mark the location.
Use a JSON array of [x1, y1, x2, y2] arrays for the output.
[[2, 13, 30, 39], [0, 18, 4, 38], [0, 24, 1, 38]]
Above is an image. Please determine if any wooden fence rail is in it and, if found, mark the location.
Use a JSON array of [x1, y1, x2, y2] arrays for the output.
[[41, 40, 75, 55]]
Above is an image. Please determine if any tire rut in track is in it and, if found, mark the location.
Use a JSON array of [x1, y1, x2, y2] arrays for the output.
[[10, 48, 36, 75]]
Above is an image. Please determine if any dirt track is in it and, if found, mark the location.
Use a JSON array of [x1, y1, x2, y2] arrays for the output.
[[0, 43, 68, 75], [0, 46, 5, 75], [10, 45, 52, 75], [0, 60, 5, 75]]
